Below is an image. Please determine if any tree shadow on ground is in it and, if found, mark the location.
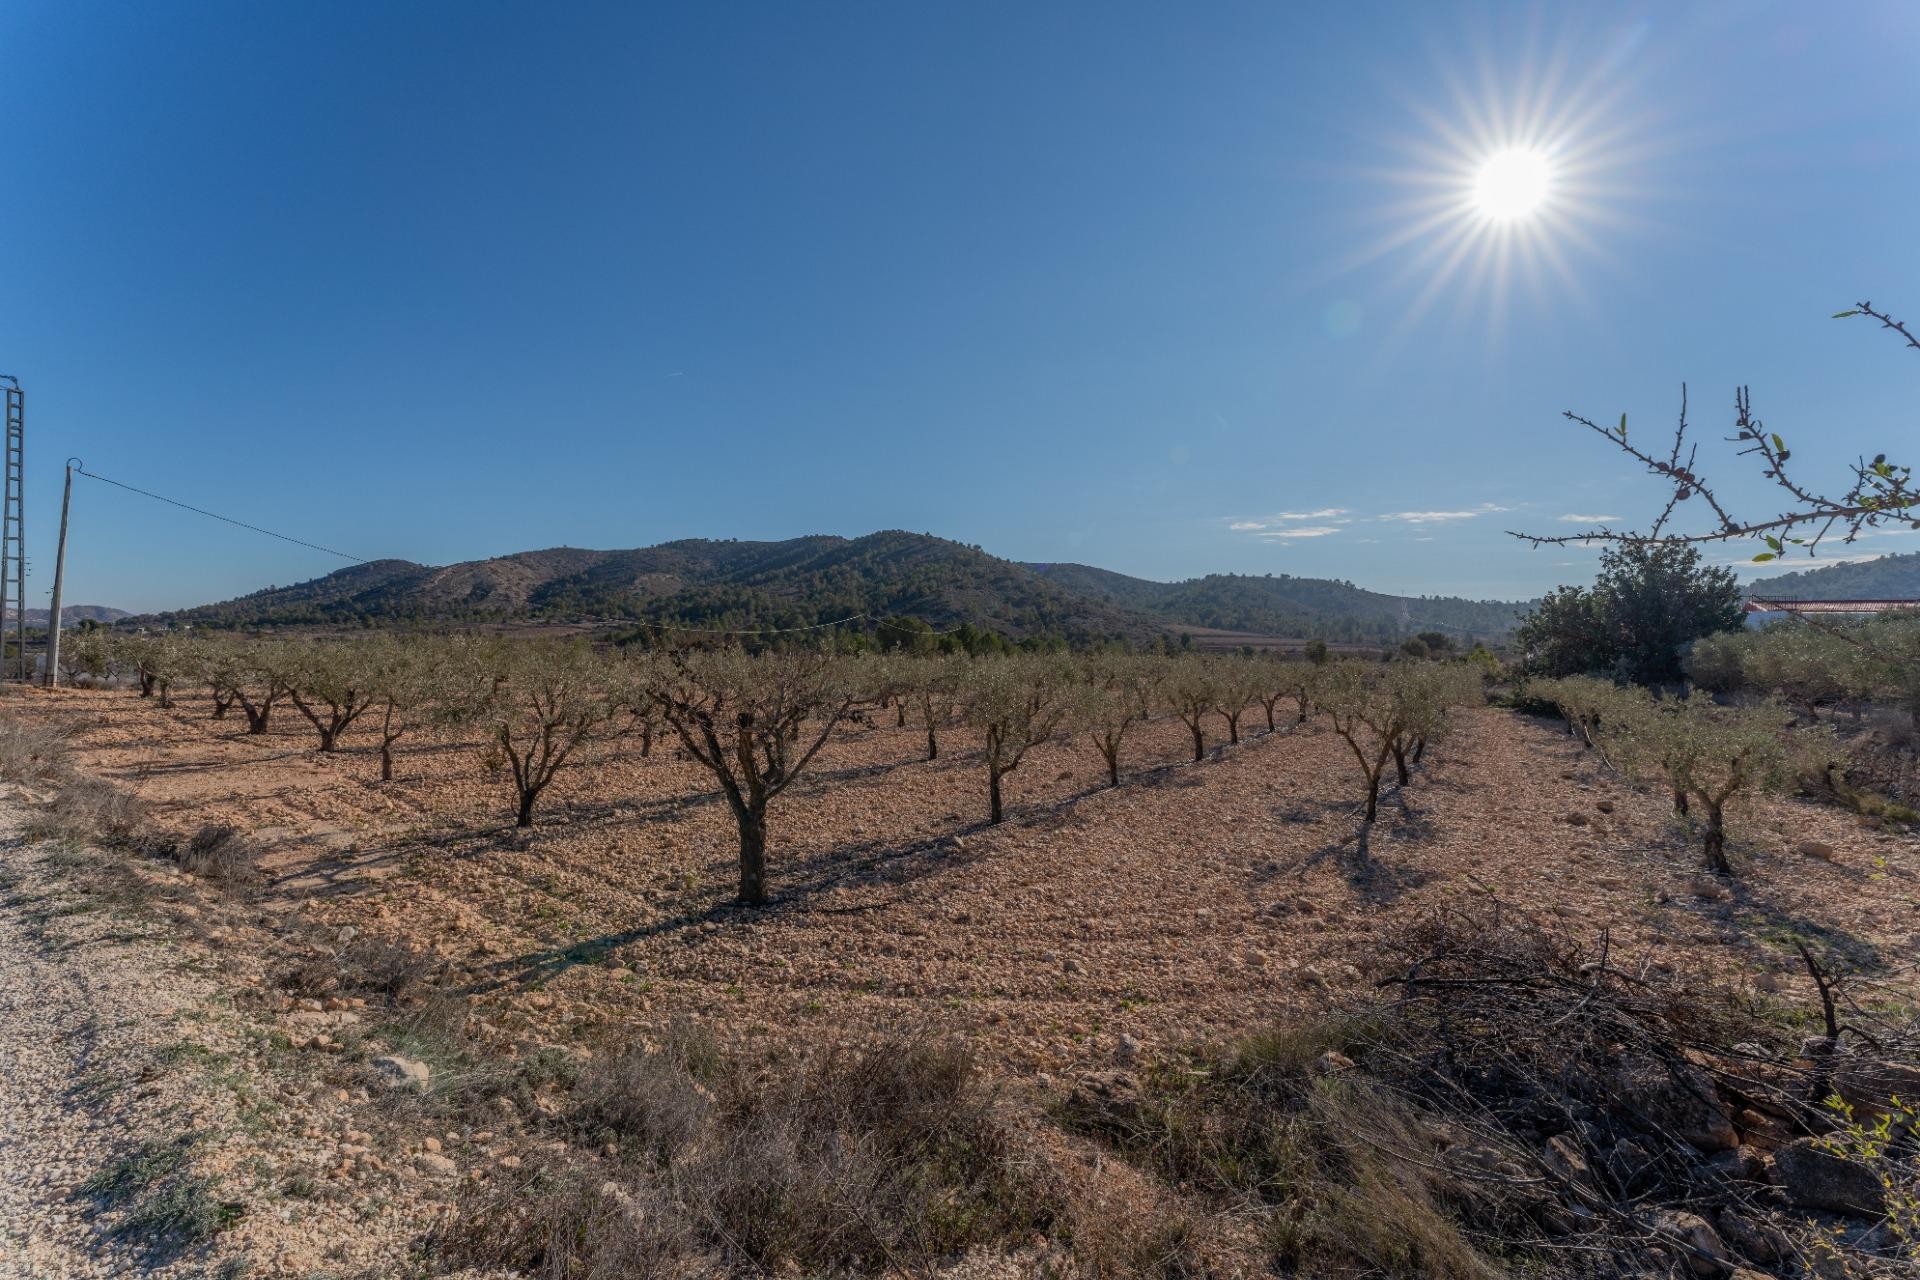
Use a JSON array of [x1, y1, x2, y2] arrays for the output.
[[1269, 786, 1434, 906], [1709, 853, 1889, 972]]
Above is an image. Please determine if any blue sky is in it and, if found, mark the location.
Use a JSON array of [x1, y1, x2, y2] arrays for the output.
[[1, 1, 1916, 612]]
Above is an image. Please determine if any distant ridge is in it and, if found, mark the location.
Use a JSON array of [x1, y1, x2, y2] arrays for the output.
[[1746, 550, 1920, 601], [5, 605, 128, 626], [141, 531, 1527, 645]]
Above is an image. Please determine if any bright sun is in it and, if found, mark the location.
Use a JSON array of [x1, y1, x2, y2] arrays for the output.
[[1473, 147, 1552, 220]]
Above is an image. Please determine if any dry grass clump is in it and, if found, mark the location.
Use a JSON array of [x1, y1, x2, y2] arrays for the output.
[[437, 1027, 1067, 1277], [1062, 1016, 1503, 1280], [26, 773, 152, 850], [169, 824, 263, 887], [276, 928, 439, 1003], [0, 714, 71, 784]]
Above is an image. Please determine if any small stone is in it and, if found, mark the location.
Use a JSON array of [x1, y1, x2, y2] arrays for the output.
[[1115, 1033, 1141, 1063], [1595, 799, 1615, 814], [497, 1154, 522, 1170], [371, 1054, 431, 1092], [422, 1137, 442, 1154], [416, 1152, 457, 1176], [1644, 1209, 1727, 1277], [1061, 957, 1084, 976], [1564, 811, 1590, 827]]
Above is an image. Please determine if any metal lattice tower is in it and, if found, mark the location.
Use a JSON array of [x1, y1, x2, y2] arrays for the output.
[[0, 379, 21, 680]]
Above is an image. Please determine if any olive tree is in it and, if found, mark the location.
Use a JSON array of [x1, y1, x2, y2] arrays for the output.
[[1607, 698, 1812, 875], [285, 641, 380, 752], [461, 638, 619, 830], [362, 634, 460, 782], [962, 655, 1072, 825], [58, 626, 114, 685], [188, 636, 248, 719], [1860, 612, 1920, 728], [1071, 654, 1153, 788], [1162, 658, 1218, 763], [1385, 660, 1480, 781], [1211, 658, 1263, 744], [118, 633, 193, 707], [1318, 661, 1404, 824], [645, 646, 859, 906], [232, 640, 298, 735], [906, 654, 965, 762]]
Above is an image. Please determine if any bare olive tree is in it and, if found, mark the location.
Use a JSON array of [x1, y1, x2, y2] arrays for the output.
[[645, 646, 859, 906], [962, 655, 1073, 825], [906, 654, 965, 762], [462, 638, 619, 830], [1318, 661, 1404, 824], [232, 641, 297, 735], [1163, 657, 1218, 763], [1607, 698, 1813, 875], [1211, 657, 1263, 744], [285, 641, 380, 752], [1070, 654, 1153, 788], [362, 634, 461, 782]]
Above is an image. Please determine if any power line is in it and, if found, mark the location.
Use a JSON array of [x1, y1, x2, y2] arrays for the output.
[[74, 466, 369, 563]]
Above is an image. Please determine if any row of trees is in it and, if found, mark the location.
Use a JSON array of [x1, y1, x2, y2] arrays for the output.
[[1528, 676, 1840, 874], [66, 633, 1488, 905], [1684, 615, 1920, 727]]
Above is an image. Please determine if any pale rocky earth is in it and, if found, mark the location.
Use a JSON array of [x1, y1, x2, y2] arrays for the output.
[[2, 686, 1916, 1276]]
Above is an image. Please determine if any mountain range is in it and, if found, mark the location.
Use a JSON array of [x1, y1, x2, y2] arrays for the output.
[[137, 536, 1920, 646], [140, 531, 1528, 645]]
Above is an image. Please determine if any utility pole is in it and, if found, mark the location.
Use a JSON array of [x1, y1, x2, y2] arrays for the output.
[[45, 459, 75, 688], [0, 377, 20, 680]]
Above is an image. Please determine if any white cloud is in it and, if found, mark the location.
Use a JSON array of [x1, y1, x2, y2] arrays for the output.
[[1256, 525, 1343, 539], [1229, 508, 1350, 533], [1557, 514, 1621, 524], [1379, 502, 1511, 525]]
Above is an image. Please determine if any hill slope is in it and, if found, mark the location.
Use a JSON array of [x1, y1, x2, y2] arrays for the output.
[[1026, 563, 1526, 643], [147, 532, 1527, 644], [1747, 550, 1920, 600]]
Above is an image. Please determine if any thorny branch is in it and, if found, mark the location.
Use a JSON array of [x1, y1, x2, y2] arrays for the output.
[[1512, 301, 1918, 555]]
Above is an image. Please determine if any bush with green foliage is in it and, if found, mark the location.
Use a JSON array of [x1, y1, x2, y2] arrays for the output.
[[1517, 543, 1744, 684]]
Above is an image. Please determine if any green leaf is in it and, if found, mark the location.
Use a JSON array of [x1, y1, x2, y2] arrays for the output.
[[1764, 535, 1783, 551], [1832, 310, 1859, 318], [1618, 413, 1627, 438], [1751, 552, 1777, 562], [1770, 433, 1786, 453]]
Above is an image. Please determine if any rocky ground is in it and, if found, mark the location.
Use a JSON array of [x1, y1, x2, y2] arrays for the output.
[[2, 686, 1915, 1276]]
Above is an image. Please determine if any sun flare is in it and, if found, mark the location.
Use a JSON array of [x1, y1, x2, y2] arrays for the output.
[[1473, 147, 1551, 221], [1336, 18, 1659, 333]]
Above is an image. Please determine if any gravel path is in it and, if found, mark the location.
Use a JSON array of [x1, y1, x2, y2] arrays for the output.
[[0, 815, 203, 1278]]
